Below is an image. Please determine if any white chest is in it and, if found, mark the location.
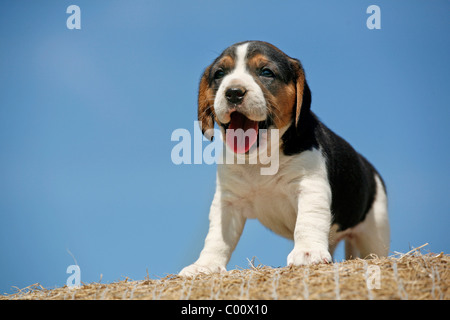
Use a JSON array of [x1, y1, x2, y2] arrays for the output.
[[217, 149, 328, 239]]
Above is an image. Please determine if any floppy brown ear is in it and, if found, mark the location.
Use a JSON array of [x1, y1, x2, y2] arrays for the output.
[[198, 66, 215, 141], [290, 59, 311, 127]]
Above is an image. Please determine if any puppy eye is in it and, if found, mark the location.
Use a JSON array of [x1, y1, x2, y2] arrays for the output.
[[260, 68, 275, 78], [214, 69, 225, 80]]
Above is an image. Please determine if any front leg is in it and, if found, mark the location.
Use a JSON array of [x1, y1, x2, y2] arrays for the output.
[[179, 190, 246, 276], [287, 169, 332, 266]]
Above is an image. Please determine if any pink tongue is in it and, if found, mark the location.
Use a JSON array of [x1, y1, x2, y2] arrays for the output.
[[226, 112, 259, 154]]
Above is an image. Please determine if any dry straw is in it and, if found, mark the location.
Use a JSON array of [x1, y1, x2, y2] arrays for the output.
[[2, 245, 449, 300]]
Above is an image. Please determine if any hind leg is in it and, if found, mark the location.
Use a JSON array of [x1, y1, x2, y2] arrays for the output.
[[352, 174, 390, 258], [345, 239, 359, 259], [329, 224, 359, 260]]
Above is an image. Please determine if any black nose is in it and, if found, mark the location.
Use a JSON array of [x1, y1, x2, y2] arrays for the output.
[[225, 87, 246, 105]]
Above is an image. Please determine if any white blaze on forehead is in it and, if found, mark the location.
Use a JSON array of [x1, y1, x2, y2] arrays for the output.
[[232, 42, 249, 76]]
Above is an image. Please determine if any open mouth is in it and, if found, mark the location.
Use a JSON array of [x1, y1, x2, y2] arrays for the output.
[[224, 111, 267, 154]]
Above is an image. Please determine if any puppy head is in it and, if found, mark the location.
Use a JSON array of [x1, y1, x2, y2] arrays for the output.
[[198, 41, 311, 153]]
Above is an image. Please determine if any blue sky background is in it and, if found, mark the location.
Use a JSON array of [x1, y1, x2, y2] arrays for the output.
[[1, 0, 449, 294]]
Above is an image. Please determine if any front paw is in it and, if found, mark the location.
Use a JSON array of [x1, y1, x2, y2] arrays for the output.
[[179, 263, 226, 277], [287, 246, 332, 266]]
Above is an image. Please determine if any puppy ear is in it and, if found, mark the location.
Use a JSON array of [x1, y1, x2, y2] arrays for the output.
[[198, 65, 215, 141], [290, 58, 311, 127]]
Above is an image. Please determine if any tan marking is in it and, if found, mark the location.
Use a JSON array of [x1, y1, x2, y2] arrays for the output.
[[273, 82, 297, 129], [247, 54, 270, 70], [261, 82, 296, 129], [289, 58, 306, 127], [216, 55, 235, 70], [197, 65, 215, 140]]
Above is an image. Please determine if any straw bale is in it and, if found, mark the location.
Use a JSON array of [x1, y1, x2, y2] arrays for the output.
[[2, 250, 449, 300]]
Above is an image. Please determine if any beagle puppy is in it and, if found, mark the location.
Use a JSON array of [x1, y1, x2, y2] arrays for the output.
[[179, 41, 390, 276]]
